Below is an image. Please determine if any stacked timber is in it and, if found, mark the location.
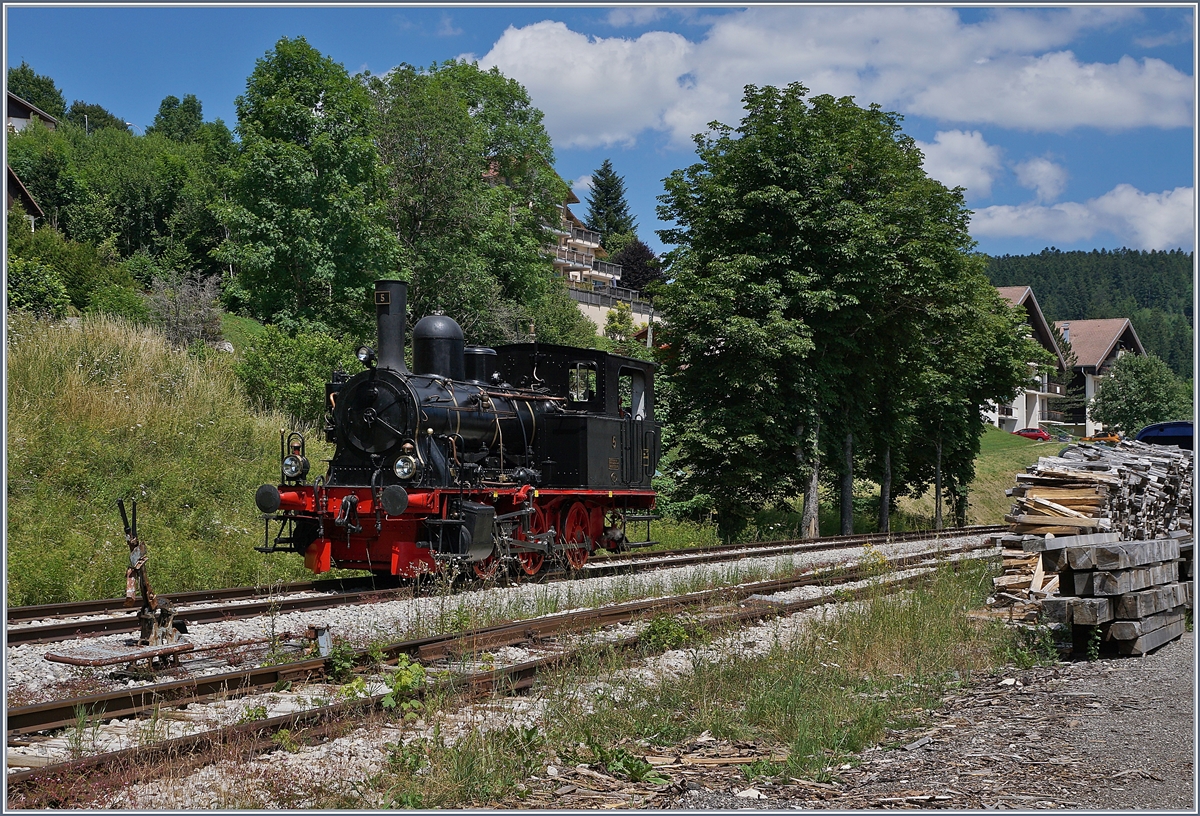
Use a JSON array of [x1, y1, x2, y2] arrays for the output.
[[982, 533, 1060, 622], [1035, 532, 1193, 655], [1003, 441, 1192, 538], [989, 441, 1193, 637]]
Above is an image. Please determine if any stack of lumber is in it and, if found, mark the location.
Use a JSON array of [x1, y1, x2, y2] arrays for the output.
[[989, 440, 1193, 633], [1002, 441, 1192, 538], [1036, 531, 1193, 655], [982, 533, 1061, 622]]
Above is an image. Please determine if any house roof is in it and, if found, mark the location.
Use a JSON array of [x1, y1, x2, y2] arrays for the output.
[[6, 91, 58, 126], [995, 285, 1067, 371], [1053, 318, 1146, 371], [7, 164, 45, 220]]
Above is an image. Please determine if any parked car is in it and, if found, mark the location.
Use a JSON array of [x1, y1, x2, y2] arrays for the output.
[[1080, 431, 1121, 445], [1014, 428, 1051, 441], [1134, 421, 1193, 450]]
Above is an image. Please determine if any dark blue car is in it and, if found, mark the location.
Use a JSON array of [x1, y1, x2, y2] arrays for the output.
[[1135, 421, 1193, 450]]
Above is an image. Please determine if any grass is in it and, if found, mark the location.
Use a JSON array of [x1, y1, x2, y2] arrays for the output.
[[896, 425, 1058, 526], [219, 312, 267, 357], [5, 313, 317, 605], [348, 557, 1031, 808]]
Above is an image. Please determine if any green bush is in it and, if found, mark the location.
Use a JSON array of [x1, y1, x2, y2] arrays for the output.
[[86, 283, 150, 323], [6, 255, 70, 318], [235, 326, 359, 423]]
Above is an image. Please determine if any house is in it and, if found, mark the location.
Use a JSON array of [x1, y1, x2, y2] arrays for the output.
[[7, 164, 45, 230], [547, 186, 622, 289], [7, 91, 58, 132], [984, 286, 1068, 433], [1053, 318, 1147, 437]]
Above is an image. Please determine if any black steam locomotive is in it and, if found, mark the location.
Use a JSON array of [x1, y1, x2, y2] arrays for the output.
[[254, 280, 660, 578]]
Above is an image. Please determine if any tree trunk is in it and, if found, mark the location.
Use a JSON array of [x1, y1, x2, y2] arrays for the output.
[[934, 436, 943, 531], [878, 444, 891, 533], [841, 431, 854, 535], [800, 421, 820, 538]]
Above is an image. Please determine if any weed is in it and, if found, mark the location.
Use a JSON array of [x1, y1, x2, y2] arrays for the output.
[[1087, 625, 1103, 662], [585, 740, 670, 785], [640, 613, 708, 653], [327, 641, 357, 682], [238, 703, 269, 724], [366, 641, 387, 669], [339, 677, 369, 701], [742, 758, 784, 781], [1004, 625, 1060, 669], [66, 705, 101, 758], [382, 656, 426, 722], [271, 729, 300, 753]]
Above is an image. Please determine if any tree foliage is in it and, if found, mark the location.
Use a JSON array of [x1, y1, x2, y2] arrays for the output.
[[608, 236, 663, 292], [65, 100, 127, 133], [7, 60, 66, 118], [655, 83, 1043, 536], [216, 36, 398, 336], [585, 159, 636, 244], [365, 60, 590, 346], [146, 94, 204, 142], [1090, 353, 1192, 436]]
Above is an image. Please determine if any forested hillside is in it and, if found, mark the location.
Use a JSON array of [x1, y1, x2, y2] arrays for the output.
[[986, 248, 1193, 378]]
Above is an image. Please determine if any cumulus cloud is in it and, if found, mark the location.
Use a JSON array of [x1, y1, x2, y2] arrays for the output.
[[573, 174, 594, 193], [1014, 157, 1069, 203], [915, 131, 1004, 198], [478, 6, 1191, 149], [479, 21, 692, 149], [970, 185, 1195, 250]]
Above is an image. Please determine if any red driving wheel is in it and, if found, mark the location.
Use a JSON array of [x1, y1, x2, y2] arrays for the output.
[[472, 552, 500, 580], [561, 502, 592, 569], [515, 505, 547, 576]]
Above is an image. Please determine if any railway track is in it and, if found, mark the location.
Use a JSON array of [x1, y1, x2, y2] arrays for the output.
[[6, 524, 1003, 646], [6, 538, 996, 804]]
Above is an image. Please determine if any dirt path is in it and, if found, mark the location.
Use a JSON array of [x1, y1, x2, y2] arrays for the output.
[[657, 632, 1195, 810]]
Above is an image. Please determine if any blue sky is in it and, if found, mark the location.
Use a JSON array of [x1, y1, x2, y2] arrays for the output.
[[4, 4, 1195, 256]]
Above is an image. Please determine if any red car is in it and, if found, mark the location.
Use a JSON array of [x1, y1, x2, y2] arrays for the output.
[[1014, 428, 1051, 441]]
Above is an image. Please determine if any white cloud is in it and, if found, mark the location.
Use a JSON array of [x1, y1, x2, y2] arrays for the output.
[[479, 21, 692, 149], [437, 13, 463, 37], [573, 173, 594, 193], [478, 7, 1191, 149], [970, 185, 1195, 250], [915, 131, 1004, 198], [1014, 157, 1069, 203]]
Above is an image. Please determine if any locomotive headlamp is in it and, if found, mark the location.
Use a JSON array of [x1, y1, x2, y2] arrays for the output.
[[393, 454, 418, 480], [282, 453, 310, 480], [356, 346, 377, 367]]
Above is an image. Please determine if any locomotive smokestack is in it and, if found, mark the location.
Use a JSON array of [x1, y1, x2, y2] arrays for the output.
[[375, 280, 408, 372]]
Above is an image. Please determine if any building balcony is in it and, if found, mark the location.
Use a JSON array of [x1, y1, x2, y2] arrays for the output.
[[551, 246, 595, 270], [1040, 410, 1065, 422], [571, 226, 601, 247], [591, 259, 622, 279], [997, 405, 1014, 418]]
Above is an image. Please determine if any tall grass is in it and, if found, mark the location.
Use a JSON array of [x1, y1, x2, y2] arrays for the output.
[[6, 313, 315, 605]]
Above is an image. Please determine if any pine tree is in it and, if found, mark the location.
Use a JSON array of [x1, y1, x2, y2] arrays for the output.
[[584, 159, 636, 244]]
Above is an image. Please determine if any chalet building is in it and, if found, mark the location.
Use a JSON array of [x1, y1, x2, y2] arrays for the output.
[[543, 181, 655, 335], [985, 286, 1068, 432], [7, 91, 57, 132], [1053, 318, 1147, 437]]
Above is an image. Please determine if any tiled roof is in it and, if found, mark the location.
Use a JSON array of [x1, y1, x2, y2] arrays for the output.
[[994, 285, 1066, 370], [1054, 318, 1145, 370]]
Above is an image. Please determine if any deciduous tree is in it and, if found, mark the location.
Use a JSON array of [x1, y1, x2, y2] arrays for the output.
[[7, 61, 66, 119], [1090, 353, 1192, 436], [216, 37, 398, 336]]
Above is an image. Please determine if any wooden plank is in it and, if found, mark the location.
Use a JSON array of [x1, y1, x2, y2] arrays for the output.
[[1070, 597, 1113, 625], [1030, 555, 1046, 593], [1040, 597, 1073, 625], [1118, 618, 1187, 655], [1108, 608, 1186, 641], [1006, 514, 1106, 529], [1092, 562, 1178, 596]]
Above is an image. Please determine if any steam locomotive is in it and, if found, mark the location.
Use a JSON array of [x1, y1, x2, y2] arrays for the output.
[[254, 280, 661, 578]]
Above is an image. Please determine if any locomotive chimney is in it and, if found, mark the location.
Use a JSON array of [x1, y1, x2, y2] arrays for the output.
[[375, 280, 408, 372]]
